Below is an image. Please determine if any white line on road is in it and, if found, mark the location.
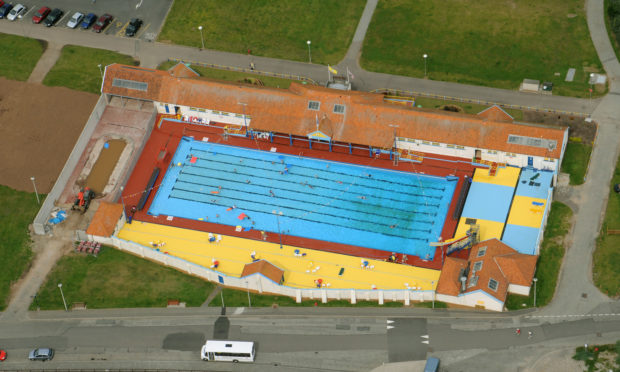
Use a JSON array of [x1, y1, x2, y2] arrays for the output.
[[233, 307, 245, 315]]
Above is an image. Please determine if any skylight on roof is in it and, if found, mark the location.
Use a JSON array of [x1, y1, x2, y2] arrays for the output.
[[308, 101, 320, 111], [333, 104, 345, 114], [477, 246, 487, 257], [488, 278, 499, 291], [112, 78, 148, 92], [507, 134, 557, 151], [468, 275, 479, 288]]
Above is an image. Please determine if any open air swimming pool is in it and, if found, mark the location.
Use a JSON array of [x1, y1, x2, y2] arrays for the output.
[[148, 137, 457, 259]]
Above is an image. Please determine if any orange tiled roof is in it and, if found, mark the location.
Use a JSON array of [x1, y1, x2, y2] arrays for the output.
[[241, 260, 284, 284], [102, 64, 567, 158], [477, 105, 513, 122], [168, 62, 200, 78], [436, 257, 468, 296], [86, 202, 123, 237], [437, 239, 538, 303]]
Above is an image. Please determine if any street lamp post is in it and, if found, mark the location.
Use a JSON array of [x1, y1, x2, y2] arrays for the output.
[[589, 73, 594, 106], [431, 280, 435, 309], [246, 280, 252, 308], [97, 64, 103, 81], [58, 283, 68, 311], [532, 278, 538, 307], [307, 40, 312, 63], [423, 54, 428, 77], [198, 26, 205, 50], [273, 210, 283, 249], [30, 176, 40, 205], [32, 293, 39, 310]]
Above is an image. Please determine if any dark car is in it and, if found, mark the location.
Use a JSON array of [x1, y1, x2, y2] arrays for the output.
[[0, 3, 13, 19], [32, 6, 50, 24], [43, 8, 63, 27], [125, 18, 142, 37], [81, 13, 96, 29], [28, 348, 54, 361], [93, 13, 112, 33]]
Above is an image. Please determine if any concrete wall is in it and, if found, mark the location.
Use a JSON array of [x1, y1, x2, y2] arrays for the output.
[[436, 290, 504, 312], [88, 233, 435, 306], [33, 95, 108, 235], [507, 283, 531, 296]]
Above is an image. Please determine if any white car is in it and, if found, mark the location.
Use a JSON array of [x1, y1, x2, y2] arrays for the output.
[[7, 4, 26, 21], [66, 12, 84, 29]]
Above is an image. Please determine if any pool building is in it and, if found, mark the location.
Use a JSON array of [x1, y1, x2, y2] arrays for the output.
[[81, 63, 569, 310]]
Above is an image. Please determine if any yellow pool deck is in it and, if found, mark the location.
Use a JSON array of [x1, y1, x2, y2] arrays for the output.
[[118, 221, 440, 291], [472, 165, 520, 187], [506, 195, 547, 228]]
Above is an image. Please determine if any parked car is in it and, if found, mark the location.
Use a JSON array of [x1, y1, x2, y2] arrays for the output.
[[32, 6, 50, 24], [125, 18, 142, 37], [0, 3, 13, 19], [93, 13, 112, 33], [81, 12, 96, 29], [28, 348, 54, 361], [43, 8, 63, 27], [7, 4, 27, 21], [0, 349, 6, 361], [66, 11, 83, 28]]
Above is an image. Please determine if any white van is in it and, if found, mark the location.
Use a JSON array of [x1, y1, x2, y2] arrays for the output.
[[201, 340, 255, 363]]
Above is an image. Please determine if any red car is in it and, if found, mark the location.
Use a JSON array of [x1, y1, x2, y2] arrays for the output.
[[0, 349, 6, 361], [32, 6, 50, 24], [93, 13, 112, 33]]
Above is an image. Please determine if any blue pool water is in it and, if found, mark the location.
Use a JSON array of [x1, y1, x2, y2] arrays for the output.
[[148, 137, 457, 259]]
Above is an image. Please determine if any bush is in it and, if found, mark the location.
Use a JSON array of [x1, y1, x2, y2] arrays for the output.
[[609, 0, 620, 17]]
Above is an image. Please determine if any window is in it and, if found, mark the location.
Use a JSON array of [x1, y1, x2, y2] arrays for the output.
[[446, 144, 455, 149], [190, 107, 199, 112], [421, 141, 431, 145], [473, 261, 483, 272], [477, 246, 487, 257], [333, 104, 345, 114], [488, 278, 499, 291], [456, 145, 465, 150], [487, 150, 498, 154], [112, 78, 148, 91], [431, 142, 440, 146], [468, 275, 479, 288], [308, 101, 320, 110]]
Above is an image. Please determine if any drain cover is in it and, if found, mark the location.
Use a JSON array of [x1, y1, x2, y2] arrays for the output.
[[582, 293, 588, 298]]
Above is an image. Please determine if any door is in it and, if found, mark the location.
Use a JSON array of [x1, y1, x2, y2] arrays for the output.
[[164, 104, 169, 113], [528, 156, 533, 167], [208, 352, 215, 361], [474, 149, 481, 161], [218, 275, 224, 284]]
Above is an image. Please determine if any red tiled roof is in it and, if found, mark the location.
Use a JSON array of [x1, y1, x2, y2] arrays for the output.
[[168, 62, 200, 78], [241, 260, 284, 284], [477, 105, 513, 122], [437, 239, 538, 303], [86, 202, 123, 237], [102, 64, 567, 158], [436, 257, 468, 296]]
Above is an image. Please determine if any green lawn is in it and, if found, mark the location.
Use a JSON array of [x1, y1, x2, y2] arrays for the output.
[[43, 45, 138, 94], [0, 33, 44, 81], [362, 0, 603, 97], [561, 140, 593, 185], [606, 0, 620, 62], [573, 341, 620, 372], [414, 97, 524, 121], [158, 0, 365, 65], [593, 152, 620, 296], [32, 248, 214, 310], [158, 60, 302, 88], [0, 186, 41, 310], [505, 202, 573, 310]]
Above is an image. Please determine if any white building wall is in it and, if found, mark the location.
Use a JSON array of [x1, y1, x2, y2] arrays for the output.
[[156, 102, 250, 127], [436, 290, 504, 312], [507, 283, 531, 296]]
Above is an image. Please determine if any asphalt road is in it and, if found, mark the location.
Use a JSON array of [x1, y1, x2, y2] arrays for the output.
[[5, 0, 171, 41], [0, 310, 619, 371]]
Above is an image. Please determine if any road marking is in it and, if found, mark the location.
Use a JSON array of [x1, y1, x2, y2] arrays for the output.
[[421, 335, 429, 339], [386, 325, 394, 330], [57, 10, 71, 25], [22, 5, 36, 18], [421, 340, 429, 344], [116, 20, 130, 37], [136, 0, 143, 9], [136, 23, 150, 39], [233, 307, 244, 315], [386, 320, 394, 324], [526, 313, 620, 318]]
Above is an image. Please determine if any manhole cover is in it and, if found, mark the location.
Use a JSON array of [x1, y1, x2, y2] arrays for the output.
[[582, 293, 588, 298]]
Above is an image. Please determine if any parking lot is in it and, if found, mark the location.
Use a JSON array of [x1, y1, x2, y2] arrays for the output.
[[2, 0, 172, 41]]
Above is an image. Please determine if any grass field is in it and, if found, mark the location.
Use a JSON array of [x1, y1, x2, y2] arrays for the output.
[[0, 33, 44, 81], [561, 140, 593, 185], [505, 202, 573, 310], [414, 97, 525, 121], [573, 341, 620, 372], [32, 248, 214, 310], [593, 152, 620, 297], [157, 61, 302, 88], [158, 0, 365, 65], [0, 186, 41, 310], [43, 45, 137, 94], [362, 0, 603, 97]]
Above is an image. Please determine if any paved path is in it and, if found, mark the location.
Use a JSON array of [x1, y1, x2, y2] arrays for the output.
[[340, 0, 378, 68], [538, 0, 620, 317], [0, 12, 597, 115], [27, 41, 63, 83]]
